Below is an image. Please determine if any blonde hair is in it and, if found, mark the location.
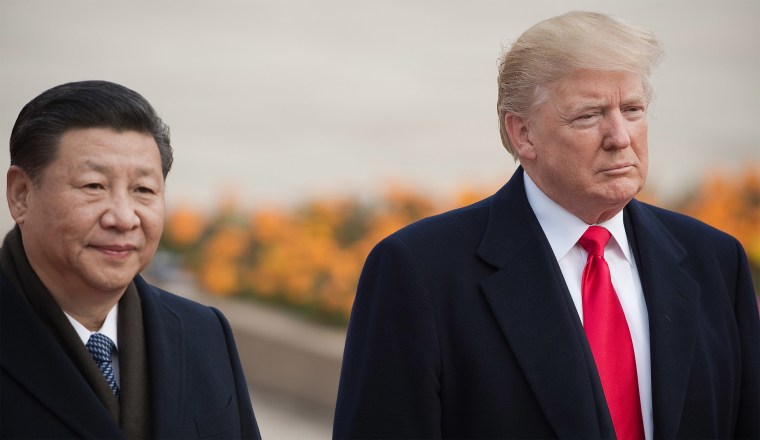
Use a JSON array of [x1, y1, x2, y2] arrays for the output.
[[496, 11, 664, 158]]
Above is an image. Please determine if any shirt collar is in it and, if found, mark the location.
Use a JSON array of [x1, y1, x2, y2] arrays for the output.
[[523, 171, 635, 266]]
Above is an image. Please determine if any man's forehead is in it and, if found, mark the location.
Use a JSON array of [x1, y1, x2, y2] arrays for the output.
[[549, 72, 646, 103], [52, 128, 163, 172]]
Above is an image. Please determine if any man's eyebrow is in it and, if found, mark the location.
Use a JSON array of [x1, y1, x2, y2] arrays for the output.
[[622, 95, 647, 106], [559, 100, 604, 117], [568, 101, 603, 111], [134, 166, 161, 177], [79, 160, 106, 173], [78, 161, 161, 177], [562, 95, 648, 115]]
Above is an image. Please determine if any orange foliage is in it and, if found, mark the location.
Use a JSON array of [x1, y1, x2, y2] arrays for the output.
[[164, 206, 206, 246], [203, 226, 250, 260], [455, 187, 492, 207], [679, 166, 760, 267], [161, 165, 760, 325], [199, 258, 239, 296]]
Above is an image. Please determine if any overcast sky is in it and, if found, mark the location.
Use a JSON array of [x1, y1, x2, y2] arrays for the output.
[[1, 0, 758, 233]]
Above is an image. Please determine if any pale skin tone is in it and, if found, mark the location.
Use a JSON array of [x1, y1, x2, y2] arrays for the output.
[[6, 128, 165, 331], [505, 69, 649, 224]]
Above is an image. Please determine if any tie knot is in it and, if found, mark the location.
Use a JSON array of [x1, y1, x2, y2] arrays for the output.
[[579, 226, 611, 257], [86, 333, 116, 363]]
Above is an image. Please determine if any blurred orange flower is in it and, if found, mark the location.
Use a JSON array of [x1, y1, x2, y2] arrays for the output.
[[165, 206, 206, 247], [161, 164, 760, 325]]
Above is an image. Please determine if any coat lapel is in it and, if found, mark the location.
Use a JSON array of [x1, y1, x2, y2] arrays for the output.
[[136, 276, 184, 439], [625, 201, 698, 439], [477, 169, 608, 439], [0, 277, 125, 439]]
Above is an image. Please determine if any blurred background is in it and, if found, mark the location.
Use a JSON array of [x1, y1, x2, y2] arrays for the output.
[[1, 1, 758, 438]]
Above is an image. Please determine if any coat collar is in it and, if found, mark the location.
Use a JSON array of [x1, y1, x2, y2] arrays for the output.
[[477, 167, 612, 439], [135, 275, 185, 440], [624, 200, 698, 439], [0, 273, 125, 439]]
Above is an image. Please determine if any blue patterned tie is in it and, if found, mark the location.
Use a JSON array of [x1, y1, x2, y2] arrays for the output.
[[86, 333, 120, 397]]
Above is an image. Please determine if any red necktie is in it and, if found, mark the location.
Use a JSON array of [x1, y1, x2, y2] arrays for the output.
[[579, 226, 644, 440]]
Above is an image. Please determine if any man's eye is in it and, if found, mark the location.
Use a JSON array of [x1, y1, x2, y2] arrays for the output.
[[574, 114, 597, 122], [136, 186, 155, 194], [84, 183, 104, 190]]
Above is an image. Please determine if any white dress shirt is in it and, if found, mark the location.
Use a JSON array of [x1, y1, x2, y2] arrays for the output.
[[523, 172, 652, 440], [65, 305, 120, 386]]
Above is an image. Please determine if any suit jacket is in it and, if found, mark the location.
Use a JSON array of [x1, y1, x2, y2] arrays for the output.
[[334, 167, 760, 439], [1, 273, 261, 439]]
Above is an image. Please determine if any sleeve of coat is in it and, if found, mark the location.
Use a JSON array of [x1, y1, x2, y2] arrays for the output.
[[732, 241, 760, 439], [210, 307, 262, 440], [333, 235, 442, 439]]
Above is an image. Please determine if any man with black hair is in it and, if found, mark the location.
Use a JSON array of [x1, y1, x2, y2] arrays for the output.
[[1, 80, 260, 439]]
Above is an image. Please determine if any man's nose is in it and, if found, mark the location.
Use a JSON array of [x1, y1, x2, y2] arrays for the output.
[[602, 111, 631, 150], [101, 193, 140, 230]]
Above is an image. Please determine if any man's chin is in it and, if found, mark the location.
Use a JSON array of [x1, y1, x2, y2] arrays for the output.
[[83, 270, 140, 296], [602, 178, 643, 201]]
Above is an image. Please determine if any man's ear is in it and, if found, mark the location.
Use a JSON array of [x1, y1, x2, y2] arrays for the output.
[[504, 113, 537, 161], [7, 165, 33, 225]]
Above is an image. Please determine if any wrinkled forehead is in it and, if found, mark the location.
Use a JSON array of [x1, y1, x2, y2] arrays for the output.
[[46, 128, 163, 178], [530, 69, 650, 114]]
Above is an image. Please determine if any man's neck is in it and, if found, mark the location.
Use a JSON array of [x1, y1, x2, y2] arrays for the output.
[[55, 295, 123, 332]]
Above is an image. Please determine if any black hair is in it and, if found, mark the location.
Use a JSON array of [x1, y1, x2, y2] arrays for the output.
[[9, 80, 173, 182]]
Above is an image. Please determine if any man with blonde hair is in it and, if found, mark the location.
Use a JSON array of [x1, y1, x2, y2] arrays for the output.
[[335, 11, 759, 439]]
